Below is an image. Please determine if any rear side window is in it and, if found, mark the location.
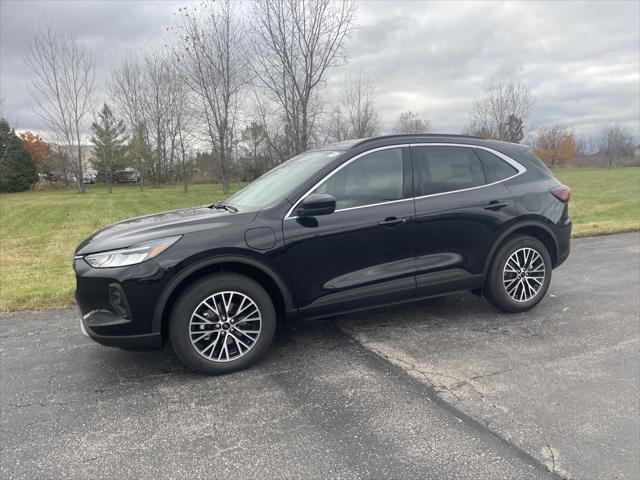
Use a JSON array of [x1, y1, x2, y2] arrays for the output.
[[314, 147, 404, 210], [475, 149, 518, 183], [413, 146, 484, 195]]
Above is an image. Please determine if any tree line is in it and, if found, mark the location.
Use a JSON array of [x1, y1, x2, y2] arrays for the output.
[[1, 0, 636, 193]]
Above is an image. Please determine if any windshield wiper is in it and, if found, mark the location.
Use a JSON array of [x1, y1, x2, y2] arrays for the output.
[[209, 201, 238, 213]]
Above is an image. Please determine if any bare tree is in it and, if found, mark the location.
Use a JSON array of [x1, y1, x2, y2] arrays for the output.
[[251, 0, 357, 155], [140, 52, 172, 186], [109, 58, 145, 136], [598, 124, 634, 168], [469, 78, 534, 142], [324, 71, 379, 142], [173, 0, 247, 193], [109, 57, 150, 189], [48, 143, 72, 184], [238, 121, 273, 180], [26, 21, 95, 193], [111, 51, 194, 189], [169, 78, 194, 193], [534, 124, 576, 167], [250, 92, 295, 163], [127, 122, 152, 191], [393, 111, 431, 134], [344, 71, 379, 138], [324, 106, 351, 143]]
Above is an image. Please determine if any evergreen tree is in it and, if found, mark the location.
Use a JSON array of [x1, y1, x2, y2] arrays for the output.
[[503, 114, 524, 143], [91, 104, 127, 193], [0, 119, 38, 192]]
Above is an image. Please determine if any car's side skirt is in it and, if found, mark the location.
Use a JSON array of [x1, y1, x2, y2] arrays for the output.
[[299, 284, 484, 322], [299, 270, 483, 320]]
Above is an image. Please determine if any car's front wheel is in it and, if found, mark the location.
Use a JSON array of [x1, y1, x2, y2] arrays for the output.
[[484, 235, 552, 313], [169, 273, 276, 375]]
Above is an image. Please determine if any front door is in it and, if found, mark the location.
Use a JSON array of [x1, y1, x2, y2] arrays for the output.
[[283, 146, 416, 318]]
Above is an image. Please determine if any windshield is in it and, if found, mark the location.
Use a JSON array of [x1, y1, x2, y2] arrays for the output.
[[227, 150, 342, 210]]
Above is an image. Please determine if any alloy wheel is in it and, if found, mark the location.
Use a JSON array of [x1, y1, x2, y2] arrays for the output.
[[502, 247, 546, 302], [189, 291, 262, 362]]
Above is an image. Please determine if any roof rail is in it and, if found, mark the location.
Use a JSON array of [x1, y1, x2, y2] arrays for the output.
[[350, 133, 485, 148], [316, 133, 492, 152]]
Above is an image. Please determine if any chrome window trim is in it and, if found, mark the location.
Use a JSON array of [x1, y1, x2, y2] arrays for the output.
[[284, 143, 526, 219], [285, 144, 409, 219], [409, 143, 526, 201]]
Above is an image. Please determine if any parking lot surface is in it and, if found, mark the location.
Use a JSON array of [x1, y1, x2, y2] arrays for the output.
[[1, 232, 638, 479], [343, 232, 640, 479]]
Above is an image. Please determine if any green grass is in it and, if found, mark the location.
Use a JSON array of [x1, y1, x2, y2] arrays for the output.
[[553, 167, 640, 237], [0, 167, 638, 312], [0, 183, 245, 312]]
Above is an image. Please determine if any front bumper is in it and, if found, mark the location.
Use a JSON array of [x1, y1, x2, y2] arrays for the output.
[[78, 307, 162, 351], [74, 257, 172, 351]]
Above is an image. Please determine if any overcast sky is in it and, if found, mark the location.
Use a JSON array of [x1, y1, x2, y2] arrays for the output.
[[1, 0, 638, 140]]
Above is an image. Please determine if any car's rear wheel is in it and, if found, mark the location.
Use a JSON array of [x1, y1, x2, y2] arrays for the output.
[[484, 235, 552, 313], [169, 273, 276, 375]]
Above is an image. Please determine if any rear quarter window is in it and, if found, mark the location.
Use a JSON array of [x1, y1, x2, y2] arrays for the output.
[[475, 149, 518, 183], [517, 149, 553, 175]]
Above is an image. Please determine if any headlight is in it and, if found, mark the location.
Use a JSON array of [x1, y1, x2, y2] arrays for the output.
[[84, 236, 181, 268]]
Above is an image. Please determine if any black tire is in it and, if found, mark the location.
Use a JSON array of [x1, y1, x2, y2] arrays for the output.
[[169, 273, 276, 375], [484, 235, 552, 313]]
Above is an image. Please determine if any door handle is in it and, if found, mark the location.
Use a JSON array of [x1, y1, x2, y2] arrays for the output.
[[484, 201, 509, 211], [378, 216, 411, 227]]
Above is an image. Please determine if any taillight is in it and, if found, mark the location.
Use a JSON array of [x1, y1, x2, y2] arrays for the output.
[[550, 184, 570, 203]]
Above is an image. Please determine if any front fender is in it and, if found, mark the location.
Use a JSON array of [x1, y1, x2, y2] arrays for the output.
[[152, 254, 295, 334]]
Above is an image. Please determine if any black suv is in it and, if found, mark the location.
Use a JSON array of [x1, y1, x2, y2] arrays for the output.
[[74, 135, 571, 374]]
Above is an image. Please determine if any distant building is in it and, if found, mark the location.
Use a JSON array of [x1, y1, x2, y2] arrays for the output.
[[49, 144, 98, 174], [80, 145, 98, 175]]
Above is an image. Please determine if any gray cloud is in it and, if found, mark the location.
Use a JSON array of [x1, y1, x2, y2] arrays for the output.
[[339, 0, 640, 137], [1, 0, 638, 140]]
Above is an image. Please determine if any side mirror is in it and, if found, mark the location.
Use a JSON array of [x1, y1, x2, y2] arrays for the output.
[[297, 193, 336, 217]]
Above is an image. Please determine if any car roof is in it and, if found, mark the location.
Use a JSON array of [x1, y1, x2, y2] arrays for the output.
[[319, 134, 530, 157]]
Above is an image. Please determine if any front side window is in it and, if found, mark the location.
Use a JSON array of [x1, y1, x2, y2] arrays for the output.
[[414, 146, 485, 196], [313, 148, 404, 210]]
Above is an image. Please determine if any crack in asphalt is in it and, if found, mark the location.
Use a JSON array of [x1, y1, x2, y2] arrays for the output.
[[0, 325, 78, 339], [542, 443, 571, 480], [546, 444, 557, 473], [7, 399, 72, 409], [338, 323, 564, 480]]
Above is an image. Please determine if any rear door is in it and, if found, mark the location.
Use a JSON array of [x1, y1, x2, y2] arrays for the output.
[[410, 144, 520, 297], [283, 146, 416, 318]]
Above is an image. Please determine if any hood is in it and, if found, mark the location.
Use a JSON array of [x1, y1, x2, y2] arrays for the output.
[[75, 205, 259, 255]]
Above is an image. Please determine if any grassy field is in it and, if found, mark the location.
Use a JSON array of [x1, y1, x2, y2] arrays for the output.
[[553, 167, 640, 237], [0, 183, 245, 311], [1, 167, 638, 312]]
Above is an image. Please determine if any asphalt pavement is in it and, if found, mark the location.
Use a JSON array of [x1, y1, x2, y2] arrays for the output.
[[1, 232, 638, 479]]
